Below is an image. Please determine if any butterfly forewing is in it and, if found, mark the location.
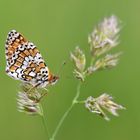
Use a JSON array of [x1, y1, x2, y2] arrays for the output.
[[5, 30, 50, 87]]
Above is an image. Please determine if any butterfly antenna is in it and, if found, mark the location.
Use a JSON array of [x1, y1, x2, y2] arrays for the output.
[[56, 61, 66, 77]]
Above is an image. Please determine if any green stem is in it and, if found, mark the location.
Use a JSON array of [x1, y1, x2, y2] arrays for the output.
[[50, 104, 73, 140], [50, 81, 82, 140], [75, 100, 85, 104], [40, 104, 50, 139], [72, 82, 82, 104]]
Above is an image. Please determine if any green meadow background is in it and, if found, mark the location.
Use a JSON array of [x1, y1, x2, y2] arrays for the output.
[[0, 0, 139, 140]]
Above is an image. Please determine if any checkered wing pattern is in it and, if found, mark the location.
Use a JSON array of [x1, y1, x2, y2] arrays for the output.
[[5, 30, 51, 87]]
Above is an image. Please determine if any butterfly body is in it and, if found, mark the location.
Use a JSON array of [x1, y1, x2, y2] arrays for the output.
[[5, 30, 58, 88]]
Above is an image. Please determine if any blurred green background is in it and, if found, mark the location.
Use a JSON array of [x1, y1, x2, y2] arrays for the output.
[[0, 0, 139, 140]]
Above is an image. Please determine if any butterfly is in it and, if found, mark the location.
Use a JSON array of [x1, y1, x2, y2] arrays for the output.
[[5, 30, 59, 88]]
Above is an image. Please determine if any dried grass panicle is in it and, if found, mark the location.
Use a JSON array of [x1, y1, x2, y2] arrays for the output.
[[88, 15, 120, 57], [85, 93, 125, 121], [17, 83, 47, 115]]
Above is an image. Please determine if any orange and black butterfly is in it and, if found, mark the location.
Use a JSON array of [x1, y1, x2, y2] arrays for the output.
[[5, 30, 58, 88]]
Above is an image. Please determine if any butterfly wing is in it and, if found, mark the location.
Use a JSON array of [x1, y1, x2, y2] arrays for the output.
[[5, 30, 50, 87]]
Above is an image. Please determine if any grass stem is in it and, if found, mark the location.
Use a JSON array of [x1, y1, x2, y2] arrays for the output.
[[50, 81, 82, 140], [40, 104, 50, 139]]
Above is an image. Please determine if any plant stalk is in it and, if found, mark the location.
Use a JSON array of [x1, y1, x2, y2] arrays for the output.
[[40, 104, 50, 139], [50, 81, 82, 140]]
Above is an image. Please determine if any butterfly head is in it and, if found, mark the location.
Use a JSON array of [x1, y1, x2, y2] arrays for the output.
[[48, 74, 59, 85]]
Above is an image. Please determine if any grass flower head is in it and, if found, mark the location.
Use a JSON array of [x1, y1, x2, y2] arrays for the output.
[[85, 93, 125, 121], [89, 15, 120, 57]]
